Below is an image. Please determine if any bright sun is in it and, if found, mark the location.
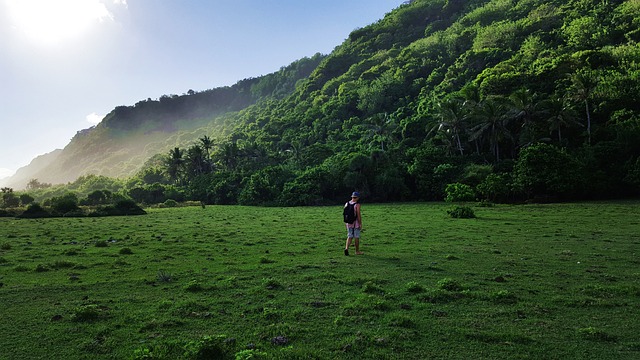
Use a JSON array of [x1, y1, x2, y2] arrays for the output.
[[5, 0, 113, 45]]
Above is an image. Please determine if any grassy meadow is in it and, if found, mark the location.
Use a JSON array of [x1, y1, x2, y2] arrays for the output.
[[0, 201, 639, 359]]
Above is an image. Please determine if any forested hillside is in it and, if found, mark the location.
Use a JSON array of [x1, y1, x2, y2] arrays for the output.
[[4, 0, 640, 208], [2, 54, 324, 187]]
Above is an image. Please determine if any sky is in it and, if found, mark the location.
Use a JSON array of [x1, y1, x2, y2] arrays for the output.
[[0, 0, 398, 180]]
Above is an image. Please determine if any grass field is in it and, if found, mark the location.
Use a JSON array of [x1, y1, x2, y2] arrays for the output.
[[1, 201, 639, 359]]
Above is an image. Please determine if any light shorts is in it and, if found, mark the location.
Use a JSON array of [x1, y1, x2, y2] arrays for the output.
[[347, 227, 361, 239]]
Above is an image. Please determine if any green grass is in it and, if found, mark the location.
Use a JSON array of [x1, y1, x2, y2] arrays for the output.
[[1, 201, 639, 359]]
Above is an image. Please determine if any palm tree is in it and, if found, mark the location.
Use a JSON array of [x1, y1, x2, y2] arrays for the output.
[[569, 70, 598, 145], [199, 135, 213, 159], [540, 97, 580, 144], [364, 113, 398, 152], [433, 98, 468, 155], [199, 135, 214, 172], [509, 88, 541, 147], [470, 98, 512, 162], [218, 141, 239, 171], [166, 147, 184, 184], [186, 145, 207, 176]]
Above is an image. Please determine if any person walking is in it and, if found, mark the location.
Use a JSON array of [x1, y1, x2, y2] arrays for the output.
[[344, 191, 363, 256]]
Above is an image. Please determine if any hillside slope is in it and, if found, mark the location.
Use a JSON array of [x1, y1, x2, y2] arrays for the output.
[[5, 0, 639, 203], [2, 54, 324, 189]]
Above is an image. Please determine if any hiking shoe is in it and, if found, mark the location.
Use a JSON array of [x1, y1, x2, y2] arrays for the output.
[[344, 249, 349, 256]]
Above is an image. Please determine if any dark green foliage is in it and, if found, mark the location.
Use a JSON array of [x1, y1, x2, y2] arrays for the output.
[[183, 335, 235, 360], [477, 172, 515, 203], [162, 199, 178, 208], [89, 199, 146, 217], [513, 143, 583, 200], [50, 192, 80, 215], [437, 278, 464, 291], [18, 194, 34, 206], [447, 205, 476, 218], [1, 188, 19, 208], [17, 203, 51, 218], [71, 305, 108, 323], [444, 182, 475, 202]]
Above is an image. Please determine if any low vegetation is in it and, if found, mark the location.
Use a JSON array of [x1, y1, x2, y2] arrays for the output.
[[1, 201, 639, 359]]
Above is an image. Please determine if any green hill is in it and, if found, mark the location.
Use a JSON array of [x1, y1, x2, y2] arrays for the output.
[[5, 0, 640, 204], [2, 54, 324, 188]]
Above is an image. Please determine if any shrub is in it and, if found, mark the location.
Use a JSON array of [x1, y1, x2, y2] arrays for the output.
[[477, 173, 515, 203], [259, 257, 275, 264], [263, 278, 281, 289], [17, 203, 51, 218], [234, 349, 268, 360], [62, 209, 86, 217], [447, 206, 476, 218], [0, 209, 14, 217], [35, 264, 51, 272], [513, 143, 583, 200], [71, 305, 107, 322], [157, 270, 173, 283], [163, 199, 179, 208], [19, 194, 34, 206], [183, 335, 234, 360], [119, 247, 133, 255], [406, 281, 425, 293], [445, 183, 476, 202], [491, 290, 518, 304], [114, 199, 146, 215], [362, 281, 385, 294], [388, 315, 416, 328], [184, 280, 204, 292], [437, 278, 463, 291], [95, 240, 108, 248], [89, 199, 146, 217], [50, 193, 80, 215]]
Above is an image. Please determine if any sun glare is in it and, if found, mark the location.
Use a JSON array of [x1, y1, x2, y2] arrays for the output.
[[5, 0, 113, 45]]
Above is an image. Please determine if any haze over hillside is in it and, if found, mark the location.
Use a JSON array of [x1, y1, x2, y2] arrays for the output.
[[3, 0, 639, 205], [0, 0, 394, 185]]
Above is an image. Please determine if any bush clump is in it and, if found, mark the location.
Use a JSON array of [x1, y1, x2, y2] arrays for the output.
[[71, 305, 108, 322], [17, 203, 51, 219], [445, 183, 476, 202], [437, 278, 463, 292], [90, 199, 146, 217], [162, 199, 179, 208], [183, 335, 235, 360], [447, 206, 476, 218]]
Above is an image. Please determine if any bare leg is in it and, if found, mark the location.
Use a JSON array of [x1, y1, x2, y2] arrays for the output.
[[345, 237, 352, 255], [355, 237, 363, 255]]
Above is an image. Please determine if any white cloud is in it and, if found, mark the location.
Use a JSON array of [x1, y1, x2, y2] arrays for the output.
[[0, 168, 16, 180], [86, 112, 104, 124], [113, 0, 127, 6]]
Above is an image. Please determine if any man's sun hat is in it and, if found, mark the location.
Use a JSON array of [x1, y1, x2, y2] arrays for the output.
[[351, 191, 360, 198]]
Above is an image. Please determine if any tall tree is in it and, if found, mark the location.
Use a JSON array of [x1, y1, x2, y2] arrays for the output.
[[433, 98, 468, 155], [509, 88, 541, 147], [540, 97, 580, 144], [166, 147, 184, 185], [568, 70, 598, 145], [186, 145, 207, 177], [199, 135, 214, 160], [470, 98, 512, 162]]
